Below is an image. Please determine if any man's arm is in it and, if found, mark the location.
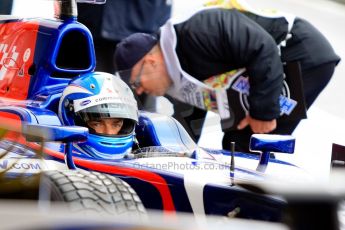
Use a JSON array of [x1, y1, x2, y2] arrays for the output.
[[179, 8, 284, 122]]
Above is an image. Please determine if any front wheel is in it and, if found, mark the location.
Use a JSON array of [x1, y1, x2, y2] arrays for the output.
[[39, 170, 146, 216]]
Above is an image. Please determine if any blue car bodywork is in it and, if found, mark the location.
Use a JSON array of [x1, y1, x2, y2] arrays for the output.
[[0, 6, 309, 222]]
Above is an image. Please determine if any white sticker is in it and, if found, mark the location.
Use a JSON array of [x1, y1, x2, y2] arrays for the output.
[[23, 48, 31, 62]]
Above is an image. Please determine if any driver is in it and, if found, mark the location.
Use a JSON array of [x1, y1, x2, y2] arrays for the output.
[[58, 72, 138, 159]]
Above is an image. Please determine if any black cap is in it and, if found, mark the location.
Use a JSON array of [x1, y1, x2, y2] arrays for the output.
[[114, 33, 158, 71]]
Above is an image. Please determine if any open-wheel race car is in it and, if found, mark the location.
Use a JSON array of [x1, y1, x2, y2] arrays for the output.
[[0, 0, 318, 226]]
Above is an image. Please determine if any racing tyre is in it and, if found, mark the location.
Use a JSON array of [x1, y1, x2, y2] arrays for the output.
[[39, 170, 146, 216]]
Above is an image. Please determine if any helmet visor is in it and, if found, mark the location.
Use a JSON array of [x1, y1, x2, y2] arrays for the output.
[[76, 103, 137, 122]]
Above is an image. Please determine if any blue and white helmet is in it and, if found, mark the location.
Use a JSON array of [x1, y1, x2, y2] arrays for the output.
[[58, 72, 138, 159]]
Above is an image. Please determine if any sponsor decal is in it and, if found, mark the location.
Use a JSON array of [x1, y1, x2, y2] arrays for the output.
[[231, 75, 297, 115], [74, 94, 137, 112], [23, 48, 31, 62], [18, 64, 25, 77], [0, 21, 39, 99], [80, 99, 91, 106], [231, 76, 250, 95], [0, 159, 42, 171], [0, 45, 19, 79], [95, 96, 119, 103], [279, 95, 297, 115]]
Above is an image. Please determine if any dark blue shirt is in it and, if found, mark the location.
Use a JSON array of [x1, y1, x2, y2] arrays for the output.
[[78, 0, 172, 41]]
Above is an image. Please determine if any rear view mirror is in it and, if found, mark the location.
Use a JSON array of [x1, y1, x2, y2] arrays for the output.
[[250, 134, 295, 154], [249, 134, 295, 172], [22, 124, 89, 170]]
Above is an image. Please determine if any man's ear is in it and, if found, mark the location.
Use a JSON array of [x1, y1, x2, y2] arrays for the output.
[[145, 54, 158, 68], [145, 45, 161, 67]]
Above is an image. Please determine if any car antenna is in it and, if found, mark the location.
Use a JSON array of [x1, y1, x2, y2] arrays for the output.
[[134, 136, 142, 152], [54, 0, 78, 21]]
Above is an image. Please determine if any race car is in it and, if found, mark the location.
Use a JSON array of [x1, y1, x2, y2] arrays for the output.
[[0, 0, 313, 223]]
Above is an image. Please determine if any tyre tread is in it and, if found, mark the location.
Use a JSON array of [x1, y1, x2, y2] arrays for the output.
[[43, 170, 146, 216]]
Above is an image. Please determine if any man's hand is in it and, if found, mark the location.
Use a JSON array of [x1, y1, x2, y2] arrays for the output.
[[237, 114, 276, 133]]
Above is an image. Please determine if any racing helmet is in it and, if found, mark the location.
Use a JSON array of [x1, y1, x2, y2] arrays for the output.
[[58, 72, 138, 159]]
